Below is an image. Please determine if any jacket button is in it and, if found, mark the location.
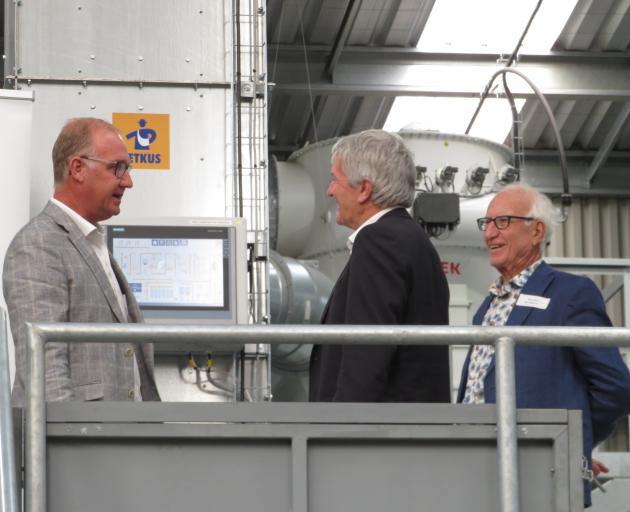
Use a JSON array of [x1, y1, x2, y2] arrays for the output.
[[125, 348, 134, 357], [128, 389, 135, 398]]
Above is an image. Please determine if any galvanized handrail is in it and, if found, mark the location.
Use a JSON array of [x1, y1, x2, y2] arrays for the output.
[[24, 322, 630, 512], [0, 309, 19, 512]]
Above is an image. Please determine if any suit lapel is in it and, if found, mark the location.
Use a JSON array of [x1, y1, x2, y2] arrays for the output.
[[44, 202, 126, 323], [110, 255, 142, 323], [505, 262, 554, 326], [473, 296, 492, 325], [486, 262, 554, 377]]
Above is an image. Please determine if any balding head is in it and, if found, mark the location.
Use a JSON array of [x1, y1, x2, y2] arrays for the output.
[[52, 118, 121, 184]]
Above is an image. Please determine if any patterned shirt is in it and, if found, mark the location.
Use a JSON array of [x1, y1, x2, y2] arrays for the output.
[[462, 260, 542, 404]]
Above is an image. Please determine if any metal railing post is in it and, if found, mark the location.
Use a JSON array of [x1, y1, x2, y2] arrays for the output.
[[495, 336, 520, 512], [0, 309, 19, 512], [22, 322, 630, 512], [26, 324, 46, 512]]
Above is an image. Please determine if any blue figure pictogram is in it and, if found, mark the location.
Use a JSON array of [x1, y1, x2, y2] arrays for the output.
[[126, 119, 157, 150]]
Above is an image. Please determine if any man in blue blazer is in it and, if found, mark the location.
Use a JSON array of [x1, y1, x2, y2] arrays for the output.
[[457, 183, 630, 506], [309, 129, 450, 402]]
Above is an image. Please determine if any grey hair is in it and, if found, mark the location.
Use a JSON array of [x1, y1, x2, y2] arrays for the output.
[[500, 183, 560, 243], [331, 129, 416, 208]]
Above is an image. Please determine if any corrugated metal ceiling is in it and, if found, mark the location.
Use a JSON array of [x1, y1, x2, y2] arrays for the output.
[[521, 0, 630, 150], [268, 0, 630, 193], [268, 0, 435, 154]]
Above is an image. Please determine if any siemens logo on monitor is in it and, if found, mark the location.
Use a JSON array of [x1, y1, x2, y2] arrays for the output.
[[151, 239, 189, 246]]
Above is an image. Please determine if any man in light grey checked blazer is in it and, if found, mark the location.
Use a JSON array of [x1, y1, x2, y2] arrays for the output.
[[3, 117, 160, 405]]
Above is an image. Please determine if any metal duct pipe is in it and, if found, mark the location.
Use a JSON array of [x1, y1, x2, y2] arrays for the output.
[[269, 157, 317, 257], [269, 250, 332, 325], [269, 250, 333, 371]]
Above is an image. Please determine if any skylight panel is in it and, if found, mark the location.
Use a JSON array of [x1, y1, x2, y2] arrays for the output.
[[383, 97, 525, 144], [384, 1, 578, 142], [417, 0, 578, 54]]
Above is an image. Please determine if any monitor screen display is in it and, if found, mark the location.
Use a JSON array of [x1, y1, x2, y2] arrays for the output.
[[109, 225, 229, 310], [105, 219, 247, 325]]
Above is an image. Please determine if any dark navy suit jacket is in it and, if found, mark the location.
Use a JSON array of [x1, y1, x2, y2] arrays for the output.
[[309, 208, 451, 403], [457, 261, 630, 506]]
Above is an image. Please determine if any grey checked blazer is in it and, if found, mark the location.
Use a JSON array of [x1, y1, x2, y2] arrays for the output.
[[3, 201, 160, 405]]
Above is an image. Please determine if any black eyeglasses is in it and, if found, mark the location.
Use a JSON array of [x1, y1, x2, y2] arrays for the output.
[[477, 215, 534, 231], [80, 155, 131, 178]]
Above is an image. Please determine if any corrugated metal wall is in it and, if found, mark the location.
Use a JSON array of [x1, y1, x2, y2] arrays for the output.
[[548, 196, 630, 451], [547, 197, 630, 326]]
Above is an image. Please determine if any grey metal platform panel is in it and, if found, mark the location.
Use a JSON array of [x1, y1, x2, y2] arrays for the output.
[[41, 403, 583, 512]]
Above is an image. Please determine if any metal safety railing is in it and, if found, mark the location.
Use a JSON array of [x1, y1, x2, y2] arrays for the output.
[[0, 309, 18, 512], [11, 322, 630, 512]]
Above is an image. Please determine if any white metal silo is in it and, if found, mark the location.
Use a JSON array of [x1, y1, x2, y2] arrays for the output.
[[272, 130, 514, 319]]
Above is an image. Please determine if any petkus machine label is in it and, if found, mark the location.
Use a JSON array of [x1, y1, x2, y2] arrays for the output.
[[113, 113, 170, 170]]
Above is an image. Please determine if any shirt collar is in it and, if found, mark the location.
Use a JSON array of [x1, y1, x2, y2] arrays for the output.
[[347, 207, 400, 252], [489, 259, 543, 298], [50, 197, 101, 238]]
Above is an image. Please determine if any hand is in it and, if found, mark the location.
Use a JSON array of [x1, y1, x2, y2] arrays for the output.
[[592, 458, 609, 477]]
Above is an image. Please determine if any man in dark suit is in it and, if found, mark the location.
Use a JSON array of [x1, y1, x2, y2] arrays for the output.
[[3, 118, 160, 404], [309, 129, 450, 402], [457, 183, 630, 507]]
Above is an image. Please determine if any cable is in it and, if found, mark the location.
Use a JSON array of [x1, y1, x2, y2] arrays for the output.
[[186, 353, 233, 397], [502, 74, 522, 171], [270, 1, 286, 83], [206, 369, 235, 394], [504, 0, 543, 68], [472, 67, 572, 217], [465, 0, 543, 135], [298, 0, 319, 142]]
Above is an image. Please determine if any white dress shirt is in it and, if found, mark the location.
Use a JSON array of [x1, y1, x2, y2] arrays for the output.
[[50, 198, 141, 400], [347, 206, 400, 253]]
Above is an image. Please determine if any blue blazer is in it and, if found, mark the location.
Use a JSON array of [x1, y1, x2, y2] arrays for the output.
[[457, 261, 630, 506]]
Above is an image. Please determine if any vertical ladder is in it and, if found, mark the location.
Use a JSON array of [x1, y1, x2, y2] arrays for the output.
[[230, 0, 271, 401]]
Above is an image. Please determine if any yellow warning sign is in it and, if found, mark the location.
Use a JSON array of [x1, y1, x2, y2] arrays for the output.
[[112, 113, 170, 170]]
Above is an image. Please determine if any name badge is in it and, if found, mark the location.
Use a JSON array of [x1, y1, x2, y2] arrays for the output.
[[516, 293, 550, 310]]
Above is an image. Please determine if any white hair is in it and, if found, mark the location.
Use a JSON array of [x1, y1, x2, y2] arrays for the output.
[[499, 183, 561, 244], [331, 129, 416, 208]]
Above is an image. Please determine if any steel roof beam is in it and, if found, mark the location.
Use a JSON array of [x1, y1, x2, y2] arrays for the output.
[[272, 49, 630, 101], [586, 103, 630, 186], [275, 46, 630, 65], [326, 0, 363, 77]]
